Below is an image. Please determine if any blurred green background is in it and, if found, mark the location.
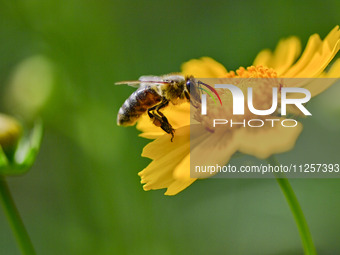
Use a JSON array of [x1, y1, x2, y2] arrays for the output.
[[0, 0, 340, 254]]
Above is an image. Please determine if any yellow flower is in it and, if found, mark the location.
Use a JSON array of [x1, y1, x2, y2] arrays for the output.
[[138, 26, 340, 195]]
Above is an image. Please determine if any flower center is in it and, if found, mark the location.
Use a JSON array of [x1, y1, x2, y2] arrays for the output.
[[225, 65, 278, 78]]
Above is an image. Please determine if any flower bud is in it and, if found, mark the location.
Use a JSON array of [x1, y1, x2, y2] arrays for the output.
[[0, 114, 22, 158]]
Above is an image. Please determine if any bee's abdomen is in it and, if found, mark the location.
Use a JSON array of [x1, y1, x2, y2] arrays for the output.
[[117, 87, 162, 126]]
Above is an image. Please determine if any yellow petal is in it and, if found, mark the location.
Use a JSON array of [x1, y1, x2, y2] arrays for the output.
[[164, 179, 196, 196], [302, 77, 339, 98], [172, 125, 212, 180], [283, 34, 322, 77], [285, 59, 340, 99], [142, 125, 190, 160], [181, 57, 228, 78], [139, 131, 166, 139], [175, 131, 238, 179], [252, 49, 273, 67], [139, 126, 197, 194], [233, 119, 303, 159], [253, 37, 301, 76], [325, 58, 340, 78], [165, 125, 219, 195], [288, 26, 340, 78], [136, 102, 190, 138], [172, 153, 191, 180]]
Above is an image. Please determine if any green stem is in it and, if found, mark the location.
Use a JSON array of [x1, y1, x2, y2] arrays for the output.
[[267, 156, 316, 255], [0, 175, 36, 255]]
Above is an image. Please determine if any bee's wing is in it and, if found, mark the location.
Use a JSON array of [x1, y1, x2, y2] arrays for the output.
[[139, 75, 164, 82], [115, 76, 169, 88], [114, 80, 142, 88]]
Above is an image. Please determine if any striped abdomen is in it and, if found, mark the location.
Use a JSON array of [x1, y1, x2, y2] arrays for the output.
[[117, 86, 162, 126]]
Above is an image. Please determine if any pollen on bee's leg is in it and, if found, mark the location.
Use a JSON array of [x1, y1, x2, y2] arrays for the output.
[[152, 118, 162, 127]]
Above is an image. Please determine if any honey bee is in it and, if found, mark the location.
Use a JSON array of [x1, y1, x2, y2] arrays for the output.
[[116, 74, 201, 141]]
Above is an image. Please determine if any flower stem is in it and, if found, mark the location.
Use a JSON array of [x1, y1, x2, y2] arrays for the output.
[[0, 175, 36, 255], [267, 156, 316, 255]]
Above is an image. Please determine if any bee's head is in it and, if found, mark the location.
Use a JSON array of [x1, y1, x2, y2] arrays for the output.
[[185, 76, 201, 106]]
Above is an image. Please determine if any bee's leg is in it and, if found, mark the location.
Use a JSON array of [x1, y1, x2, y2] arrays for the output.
[[147, 100, 175, 141], [155, 100, 175, 142], [147, 106, 163, 127]]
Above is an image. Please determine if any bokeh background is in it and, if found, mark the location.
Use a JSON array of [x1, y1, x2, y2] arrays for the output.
[[0, 0, 339, 254]]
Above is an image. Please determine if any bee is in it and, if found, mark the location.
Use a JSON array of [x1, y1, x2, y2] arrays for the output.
[[115, 74, 201, 141]]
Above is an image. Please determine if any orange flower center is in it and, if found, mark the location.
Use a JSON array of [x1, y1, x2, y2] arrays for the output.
[[225, 65, 278, 78]]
